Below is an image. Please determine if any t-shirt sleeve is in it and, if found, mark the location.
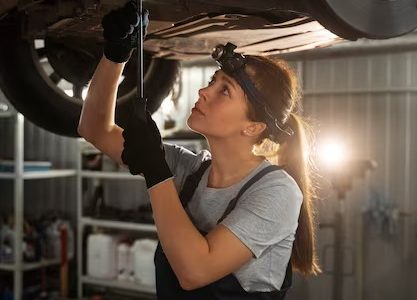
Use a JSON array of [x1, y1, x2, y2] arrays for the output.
[[220, 177, 303, 258], [163, 142, 211, 192]]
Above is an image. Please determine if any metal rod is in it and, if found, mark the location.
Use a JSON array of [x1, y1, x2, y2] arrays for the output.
[[76, 139, 83, 298], [137, 0, 144, 99], [14, 113, 24, 300], [134, 0, 147, 122]]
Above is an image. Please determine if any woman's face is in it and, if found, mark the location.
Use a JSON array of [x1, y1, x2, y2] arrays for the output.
[[187, 69, 252, 139]]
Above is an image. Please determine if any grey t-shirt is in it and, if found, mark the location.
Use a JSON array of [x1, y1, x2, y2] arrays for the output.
[[163, 142, 303, 292]]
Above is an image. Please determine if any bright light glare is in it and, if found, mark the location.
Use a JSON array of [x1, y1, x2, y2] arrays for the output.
[[118, 75, 125, 85], [82, 88, 88, 99], [64, 89, 73, 97], [161, 97, 174, 115], [320, 29, 338, 40], [319, 139, 348, 168], [34, 39, 45, 49], [64, 86, 89, 100]]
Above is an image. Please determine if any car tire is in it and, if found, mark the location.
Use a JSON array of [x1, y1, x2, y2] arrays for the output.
[[305, 0, 417, 39], [0, 12, 180, 137]]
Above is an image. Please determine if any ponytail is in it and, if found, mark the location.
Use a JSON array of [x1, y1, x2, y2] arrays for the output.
[[245, 55, 321, 276], [278, 113, 321, 276]]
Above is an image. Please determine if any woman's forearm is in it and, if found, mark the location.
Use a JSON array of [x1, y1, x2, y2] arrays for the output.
[[78, 55, 125, 141], [148, 179, 210, 289]]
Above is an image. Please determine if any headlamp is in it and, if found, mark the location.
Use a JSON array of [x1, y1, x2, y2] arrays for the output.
[[211, 42, 294, 143]]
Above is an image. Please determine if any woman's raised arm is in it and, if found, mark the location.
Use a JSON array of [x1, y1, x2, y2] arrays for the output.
[[77, 56, 125, 164], [78, 1, 146, 164]]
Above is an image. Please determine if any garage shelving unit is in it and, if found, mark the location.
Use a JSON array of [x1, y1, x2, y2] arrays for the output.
[[0, 112, 77, 300], [0, 111, 13, 118], [76, 139, 157, 299]]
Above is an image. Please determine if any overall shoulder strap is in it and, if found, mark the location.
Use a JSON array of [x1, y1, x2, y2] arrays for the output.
[[217, 164, 283, 224], [179, 159, 212, 207]]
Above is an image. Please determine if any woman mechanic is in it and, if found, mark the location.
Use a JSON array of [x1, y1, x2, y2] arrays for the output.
[[78, 1, 321, 299]]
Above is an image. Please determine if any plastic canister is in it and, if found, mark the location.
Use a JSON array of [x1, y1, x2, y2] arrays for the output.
[[87, 233, 118, 279], [127, 246, 135, 281], [116, 243, 130, 280], [0, 225, 14, 263], [132, 239, 158, 286], [44, 219, 74, 260]]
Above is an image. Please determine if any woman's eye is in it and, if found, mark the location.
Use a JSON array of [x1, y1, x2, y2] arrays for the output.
[[207, 76, 229, 96], [222, 86, 230, 96]]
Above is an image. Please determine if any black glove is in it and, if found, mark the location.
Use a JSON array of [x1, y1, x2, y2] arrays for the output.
[[121, 101, 173, 189], [101, 1, 149, 63]]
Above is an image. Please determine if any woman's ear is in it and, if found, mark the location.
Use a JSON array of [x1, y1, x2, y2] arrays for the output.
[[243, 122, 267, 136]]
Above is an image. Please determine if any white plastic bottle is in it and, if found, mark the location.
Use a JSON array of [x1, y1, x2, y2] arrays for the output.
[[87, 233, 118, 279], [116, 243, 130, 281], [132, 239, 158, 286], [127, 245, 135, 282]]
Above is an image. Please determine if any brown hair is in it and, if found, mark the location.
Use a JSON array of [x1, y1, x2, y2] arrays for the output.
[[244, 56, 321, 276]]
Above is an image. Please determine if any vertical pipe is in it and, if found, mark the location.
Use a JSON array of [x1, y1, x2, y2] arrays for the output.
[[13, 113, 24, 300], [333, 193, 346, 300], [329, 59, 335, 125], [347, 58, 353, 146], [403, 53, 411, 261], [384, 56, 391, 200], [364, 62, 372, 300], [310, 60, 318, 121], [297, 60, 304, 113], [361, 57, 374, 300]]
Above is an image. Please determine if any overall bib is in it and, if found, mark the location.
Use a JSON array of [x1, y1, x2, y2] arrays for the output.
[[154, 159, 293, 300]]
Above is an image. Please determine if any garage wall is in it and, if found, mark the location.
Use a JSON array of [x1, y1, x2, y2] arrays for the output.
[[288, 52, 417, 300]]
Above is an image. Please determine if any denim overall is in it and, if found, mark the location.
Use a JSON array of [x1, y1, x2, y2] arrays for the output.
[[154, 159, 293, 299]]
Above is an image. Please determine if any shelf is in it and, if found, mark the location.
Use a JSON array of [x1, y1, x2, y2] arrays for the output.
[[81, 171, 145, 180], [0, 111, 14, 118], [81, 217, 156, 232], [0, 263, 15, 271], [0, 169, 77, 180], [0, 172, 14, 179], [24, 169, 77, 179], [82, 276, 156, 295], [0, 258, 61, 271]]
